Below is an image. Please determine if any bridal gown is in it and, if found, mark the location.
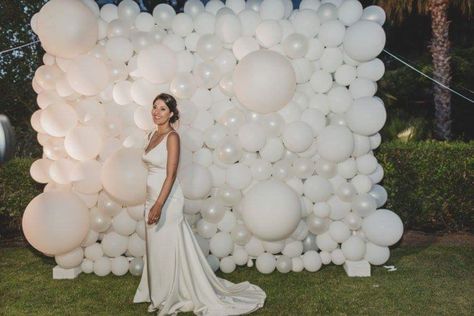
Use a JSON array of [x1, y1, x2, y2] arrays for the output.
[[133, 130, 266, 315]]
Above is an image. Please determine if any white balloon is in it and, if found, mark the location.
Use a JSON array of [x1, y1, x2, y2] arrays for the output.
[[210, 232, 234, 258], [256, 253, 276, 274], [337, 0, 363, 26], [36, 0, 98, 58], [239, 179, 301, 241], [66, 55, 109, 96], [22, 191, 89, 255], [234, 50, 295, 113], [341, 236, 366, 261], [255, 20, 282, 48], [180, 163, 213, 199], [215, 13, 242, 44], [64, 126, 102, 161], [343, 21, 386, 62], [362, 209, 404, 246], [138, 44, 177, 84], [364, 241, 390, 265], [317, 125, 354, 163], [282, 121, 314, 153], [346, 97, 387, 136], [101, 148, 147, 206], [303, 250, 322, 272]]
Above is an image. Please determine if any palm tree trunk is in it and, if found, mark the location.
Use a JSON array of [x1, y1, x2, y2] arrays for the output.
[[428, 0, 452, 140]]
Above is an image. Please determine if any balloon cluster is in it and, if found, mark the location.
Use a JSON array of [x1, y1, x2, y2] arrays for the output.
[[23, 0, 403, 277]]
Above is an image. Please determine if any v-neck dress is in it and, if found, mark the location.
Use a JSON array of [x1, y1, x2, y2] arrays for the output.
[[133, 130, 266, 316]]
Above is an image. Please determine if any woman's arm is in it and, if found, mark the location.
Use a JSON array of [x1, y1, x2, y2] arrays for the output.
[[152, 131, 180, 207]]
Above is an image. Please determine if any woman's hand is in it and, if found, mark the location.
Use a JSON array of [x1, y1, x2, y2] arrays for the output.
[[147, 203, 162, 225]]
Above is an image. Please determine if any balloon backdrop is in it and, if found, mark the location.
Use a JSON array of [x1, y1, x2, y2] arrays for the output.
[[24, 0, 402, 277]]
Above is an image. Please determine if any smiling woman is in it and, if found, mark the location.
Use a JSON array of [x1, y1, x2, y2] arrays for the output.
[[135, 92, 267, 315]]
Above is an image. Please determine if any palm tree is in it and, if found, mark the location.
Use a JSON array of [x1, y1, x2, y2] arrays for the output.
[[374, 0, 472, 140]]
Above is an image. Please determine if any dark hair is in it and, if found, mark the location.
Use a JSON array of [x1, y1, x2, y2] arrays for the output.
[[153, 93, 179, 124]]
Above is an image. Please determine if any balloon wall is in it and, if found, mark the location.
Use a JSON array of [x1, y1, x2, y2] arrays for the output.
[[23, 0, 403, 277]]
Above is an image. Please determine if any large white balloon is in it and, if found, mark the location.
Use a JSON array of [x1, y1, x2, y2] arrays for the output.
[[22, 191, 89, 255], [343, 21, 386, 62], [239, 180, 301, 241], [35, 0, 98, 58], [233, 50, 296, 114]]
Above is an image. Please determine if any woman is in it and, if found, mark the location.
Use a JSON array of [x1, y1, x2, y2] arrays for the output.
[[133, 93, 266, 315]]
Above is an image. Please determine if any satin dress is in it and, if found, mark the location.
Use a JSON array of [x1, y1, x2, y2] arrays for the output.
[[133, 130, 266, 316]]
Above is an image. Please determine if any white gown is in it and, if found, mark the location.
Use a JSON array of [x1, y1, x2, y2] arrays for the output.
[[133, 130, 266, 315]]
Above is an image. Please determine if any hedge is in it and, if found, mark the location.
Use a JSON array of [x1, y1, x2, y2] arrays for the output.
[[0, 157, 43, 238], [1, 140, 473, 238], [374, 140, 474, 232]]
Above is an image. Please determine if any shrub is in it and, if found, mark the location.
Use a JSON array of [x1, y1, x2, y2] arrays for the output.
[[375, 140, 474, 232], [0, 157, 43, 238]]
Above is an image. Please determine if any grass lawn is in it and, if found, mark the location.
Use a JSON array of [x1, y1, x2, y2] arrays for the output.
[[1, 243, 473, 315]]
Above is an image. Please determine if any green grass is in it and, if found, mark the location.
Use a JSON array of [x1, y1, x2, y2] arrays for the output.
[[1, 244, 473, 315]]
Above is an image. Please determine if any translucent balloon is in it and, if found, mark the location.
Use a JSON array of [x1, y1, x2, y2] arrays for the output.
[[153, 3, 176, 28], [22, 191, 89, 255], [170, 73, 197, 99], [368, 184, 388, 208], [201, 197, 226, 223], [107, 19, 131, 38], [215, 136, 242, 164], [282, 33, 308, 59], [194, 61, 221, 89], [233, 50, 296, 114], [239, 179, 301, 241], [36, 0, 98, 58], [197, 219, 218, 238]]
